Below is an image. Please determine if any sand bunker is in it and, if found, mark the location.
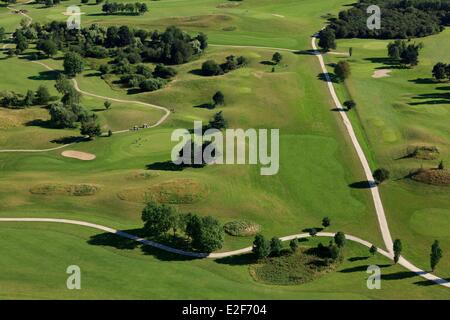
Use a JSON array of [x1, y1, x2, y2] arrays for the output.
[[372, 69, 391, 78], [61, 150, 96, 161]]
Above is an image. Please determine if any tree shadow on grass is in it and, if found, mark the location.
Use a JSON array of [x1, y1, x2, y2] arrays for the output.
[[140, 244, 200, 261], [348, 181, 375, 189], [193, 103, 215, 110], [88, 228, 144, 250], [408, 92, 450, 106], [85, 72, 102, 77], [294, 49, 317, 56], [348, 256, 369, 262], [28, 70, 59, 81], [215, 252, 257, 266], [51, 136, 86, 145], [339, 264, 391, 273], [25, 119, 54, 128], [363, 57, 405, 70], [146, 161, 186, 171], [189, 69, 205, 76], [381, 271, 420, 281], [88, 229, 200, 261], [408, 78, 436, 85], [302, 227, 324, 233], [260, 60, 276, 66], [318, 72, 339, 83], [414, 277, 450, 286]]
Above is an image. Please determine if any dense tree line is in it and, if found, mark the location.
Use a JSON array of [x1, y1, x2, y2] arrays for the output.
[[102, 1, 148, 15], [326, 0, 450, 40], [116, 63, 174, 92], [10, 22, 207, 93], [12, 22, 207, 66], [141, 201, 224, 252], [0, 86, 53, 108]]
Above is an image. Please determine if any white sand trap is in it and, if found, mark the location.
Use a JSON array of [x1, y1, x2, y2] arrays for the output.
[[272, 14, 285, 18], [62, 150, 96, 161], [372, 69, 391, 78]]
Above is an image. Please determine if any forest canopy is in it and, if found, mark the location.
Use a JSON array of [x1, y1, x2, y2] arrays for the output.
[[328, 0, 450, 39]]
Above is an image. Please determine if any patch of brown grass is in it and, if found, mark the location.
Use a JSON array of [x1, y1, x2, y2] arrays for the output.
[[410, 168, 450, 186], [217, 2, 241, 8], [406, 146, 439, 160], [0, 107, 49, 129], [30, 184, 100, 196], [117, 178, 207, 204]]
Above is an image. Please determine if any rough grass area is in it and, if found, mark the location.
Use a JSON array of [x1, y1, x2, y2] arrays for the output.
[[29, 184, 100, 196], [249, 247, 340, 285], [117, 178, 207, 204], [128, 171, 160, 180], [217, 2, 242, 9], [406, 146, 439, 160], [0, 107, 49, 129], [224, 220, 261, 236], [410, 168, 450, 186]]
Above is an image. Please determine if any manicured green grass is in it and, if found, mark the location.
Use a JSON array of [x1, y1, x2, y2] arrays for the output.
[[325, 29, 450, 281], [0, 0, 448, 298], [0, 222, 448, 299]]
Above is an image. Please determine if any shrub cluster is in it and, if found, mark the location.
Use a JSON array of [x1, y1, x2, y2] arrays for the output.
[[141, 201, 224, 252], [201, 55, 248, 76]]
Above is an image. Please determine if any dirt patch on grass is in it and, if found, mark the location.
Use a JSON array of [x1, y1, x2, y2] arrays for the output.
[[117, 178, 207, 204], [224, 220, 261, 237], [410, 168, 450, 186], [249, 247, 340, 285], [372, 69, 391, 78], [30, 184, 100, 196], [62, 150, 96, 161]]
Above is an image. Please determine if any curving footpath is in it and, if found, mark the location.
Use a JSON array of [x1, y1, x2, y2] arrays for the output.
[[0, 218, 391, 259], [1, 5, 171, 153], [0, 217, 448, 288], [310, 34, 449, 288]]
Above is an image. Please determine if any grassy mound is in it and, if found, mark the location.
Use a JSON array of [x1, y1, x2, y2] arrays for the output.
[[117, 179, 206, 204], [223, 220, 261, 237], [406, 146, 439, 160], [410, 168, 450, 186], [29, 184, 100, 196], [249, 247, 340, 285], [129, 171, 160, 180]]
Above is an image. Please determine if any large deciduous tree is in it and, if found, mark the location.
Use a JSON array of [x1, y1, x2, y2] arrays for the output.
[[63, 52, 84, 77]]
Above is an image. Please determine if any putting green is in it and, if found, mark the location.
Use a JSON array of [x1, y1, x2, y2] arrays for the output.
[[410, 209, 450, 238]]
